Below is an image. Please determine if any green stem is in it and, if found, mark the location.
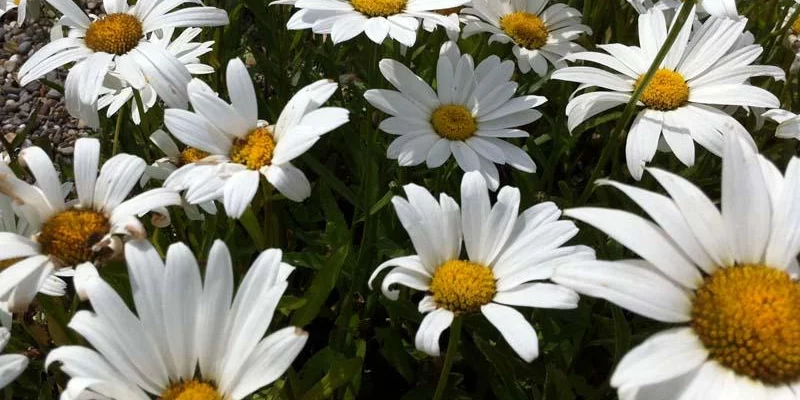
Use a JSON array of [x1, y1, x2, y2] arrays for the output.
[[432, 316, 462, 400], [578, 0, 695, 204], [111, 104, 125, 155]]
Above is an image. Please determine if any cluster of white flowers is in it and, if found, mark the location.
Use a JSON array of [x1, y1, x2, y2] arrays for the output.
[[0, 0, 798, 398]]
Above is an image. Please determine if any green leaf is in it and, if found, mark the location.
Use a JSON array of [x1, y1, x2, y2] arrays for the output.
[[291, 245, 350, 327], [299, 356, 363, 400]]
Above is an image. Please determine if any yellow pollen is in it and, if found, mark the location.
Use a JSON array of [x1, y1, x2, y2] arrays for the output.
[[38, 209, 109, 266], [499, 12, 549, 50], [350, 0, 407, 17], [12, 0, 20, 5], [84, 13, 143, 55], [429, 260, 496, 313], [691, 265, 800, 385], [792, 17, 800, 35], [229, 127, 276, 170], [634, 69, 690, 111], [180, 147, 210, 165], [430, 105, 477, 141], [159, 380, 222, 400]]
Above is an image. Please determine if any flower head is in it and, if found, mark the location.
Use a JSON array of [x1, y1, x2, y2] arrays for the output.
[[98, 27, 215, 125], [370, 171, 592, 361], [0, 138, 180, 312], [462, 0, 591, 75], [552, 7, 784, 179], [276, 0, 467, 46], [553, 136, 800, 398], [364, 41, 543, 190], [47, 239, 307, 400], [17, 0, 228, 127], [163, 58, 349, 218]]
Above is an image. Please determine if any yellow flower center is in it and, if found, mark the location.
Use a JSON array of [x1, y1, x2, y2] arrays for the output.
[[691, 265, 800, 385], [499, 12, 549, 50], [84, 13, 143, 55], [430, 105, 477, 141], [180, 147, 210, 165], [12, 0, 20, 5], [429, 260, 496, 313], [350, 0, 407, 17], [160, 380, 222, 400], [38, 209, 110, 266], [793, 16, 800, 35], [229, 126, 276, 170], [634, 69, 690, 111]]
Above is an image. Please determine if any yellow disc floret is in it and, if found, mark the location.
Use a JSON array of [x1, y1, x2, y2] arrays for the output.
[[84, 13, 143, 55], [180, 147, 210, 165], [38, 209, 110, 266], [350, 0, 407, 17], [429, 260, 496, 313], [160, 380, 222, 400], [12, 0, 20, 5], [500, 12, 549, 50], [635, 69, 690, 111], [691, 265, 800, 385], [229, 126, 276, 170], [431, 105, 477, 141]]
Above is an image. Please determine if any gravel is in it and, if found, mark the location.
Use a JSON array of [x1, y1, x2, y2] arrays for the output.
[[0, 6, 96, 164]]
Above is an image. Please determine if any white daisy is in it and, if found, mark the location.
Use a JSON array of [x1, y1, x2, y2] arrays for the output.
[[553, 136, 800, 399], [143, 129, 217, 220], [276, 0, 466, 46], [364, 41, 543, 190], [461, 0, 591, 75], [369, 171, 593, 361], [551, 7, 784, 179], [0, 138, 180, 312], [163, 58, 349, 218], [0, 327, 27, 390], [47, 239, 307, 400], [764, 109, 800, 141], [98, 27, 216, 125], [17, 0, 228, 128]]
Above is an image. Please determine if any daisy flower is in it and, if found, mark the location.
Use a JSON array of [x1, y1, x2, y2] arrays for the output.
[[143, 129, 217, 220], [369, 171, 593, 361], [551, 7, 783, 180], [0, 138, 180, 312], [276, 0, 466, 47], [1, 0, 36, 25], [163, 58, 349, 218], [461, 0, 591, 75], [98, 27, 216, 125], [764, 109, 800, 141], [47, 239, 307, 399], [553, 136, 800, 398], [0, 327, 27, 389], [364, 41, 543, 190], [17, 0, 228, 127]]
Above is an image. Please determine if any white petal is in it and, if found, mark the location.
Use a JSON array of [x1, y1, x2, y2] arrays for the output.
[[223, 170, 260, 219], [480, 303, 539, 362], [565, 207, 701, 289], [552, 260, 692, 323], [414, 309, 454, 357], [611, 327, 708, 390], [225, 58, 258, 125]]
